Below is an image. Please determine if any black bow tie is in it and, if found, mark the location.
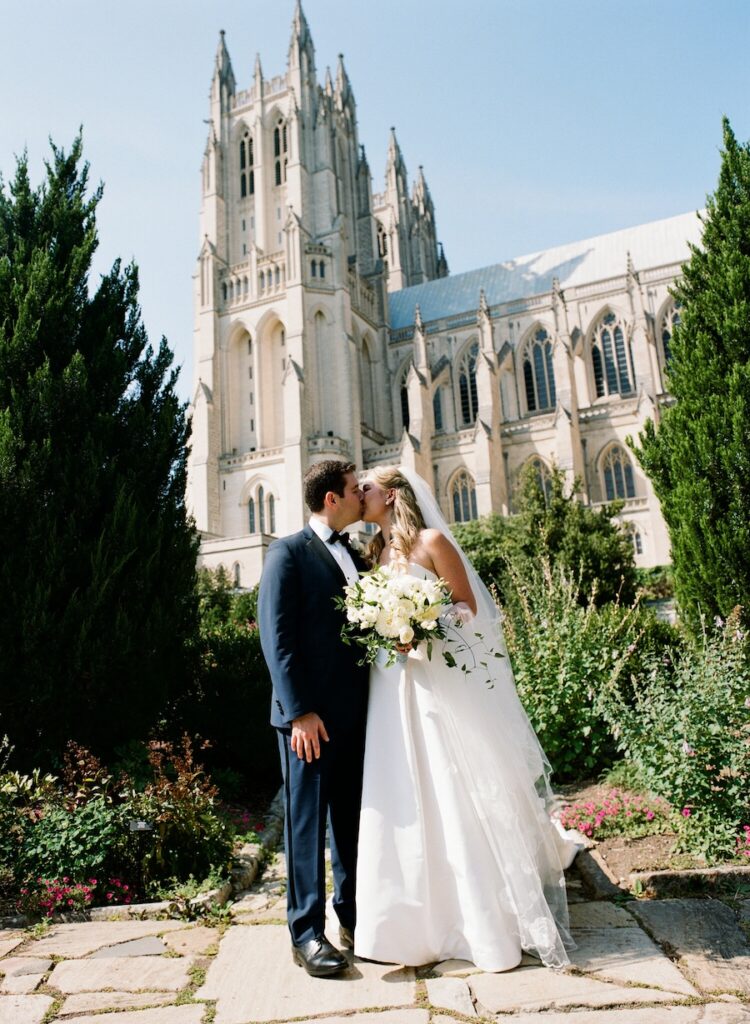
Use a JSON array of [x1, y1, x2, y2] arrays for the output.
[[327, 530, 351, 549]]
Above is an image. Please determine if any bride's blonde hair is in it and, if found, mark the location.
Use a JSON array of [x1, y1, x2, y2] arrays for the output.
[[366, 466, 426, 567]]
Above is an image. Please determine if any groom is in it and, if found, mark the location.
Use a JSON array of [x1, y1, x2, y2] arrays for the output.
[[258, 460, 370, 977]]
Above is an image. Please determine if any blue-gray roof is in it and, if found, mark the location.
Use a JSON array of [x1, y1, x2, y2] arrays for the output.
[[388, 211, 702, 331]]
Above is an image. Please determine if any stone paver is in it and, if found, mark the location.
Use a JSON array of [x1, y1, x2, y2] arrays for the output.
[[57, 1007, 204, 1024], [0, 994, 54, 1024], [568, 901, 639, 929], [48, 954, 194, 993], [90, 935, 167, 957], [163, 925, 218, 956], [0, 931, 25, 958], [425, 975, 477, 1016], [307, 1015, 429, 1024], [297, 1011, 428, 1019], [568, 925, 698, 995], [196, 924, 416, 1024], [27, 920, 184, 958], [448, 1007, 750, 1024], [0, 957, 51, 994], [431, 957, 482, 976], [469, 964, 687, 1014], [61, 991, 177, 1013], [628, 898, 750, 995]]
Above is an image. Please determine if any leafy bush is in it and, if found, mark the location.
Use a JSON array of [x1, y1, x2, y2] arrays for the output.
[[501, 558, 667, 780], [1, 735, 236, 915], [177, 568, 278, 792], [635, 565, 675, 601], [124, 735, 234, 885], [596, 608, 750, 859], [17, 796, 126, 884], [453, 464, 637, 607]]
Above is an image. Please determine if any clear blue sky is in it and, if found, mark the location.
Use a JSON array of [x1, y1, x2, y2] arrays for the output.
[[1, 1, 748, 403]]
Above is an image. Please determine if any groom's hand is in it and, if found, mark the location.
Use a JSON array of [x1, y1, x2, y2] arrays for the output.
[[291, 713, 330, 762]]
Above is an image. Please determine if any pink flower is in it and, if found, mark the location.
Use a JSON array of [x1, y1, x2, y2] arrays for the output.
[[645, 810, 655, 821], [682, 807, 692, 818]]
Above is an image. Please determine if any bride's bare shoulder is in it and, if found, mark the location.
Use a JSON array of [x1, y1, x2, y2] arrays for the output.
[[419, 528, 451, 550]]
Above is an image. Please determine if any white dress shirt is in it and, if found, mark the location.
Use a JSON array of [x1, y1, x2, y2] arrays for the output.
[[309, 515, 360, 585]]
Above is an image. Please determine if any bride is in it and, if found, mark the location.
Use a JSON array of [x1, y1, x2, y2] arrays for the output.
[[354, 465, 577, 972]]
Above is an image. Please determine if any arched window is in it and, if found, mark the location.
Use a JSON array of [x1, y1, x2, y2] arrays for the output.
[[248, 498, 256, 533], [319, 261, 325, 279], [311, 260, 317, 278], [522, 327, 557, 412], [377, 222, 388, 258], [232, 562, 241, 587], [601, 445, 636, 501], [258, 485, 266, 533], [450, 470, 478, 523], [433, 387, 443, 432], [629, 525, 643, 556], [268, 494, 276, 534], [660, 302, 681, 367], [400, 384, 410, 432], [274, 118, 288, 186], [527, 457, 553, 503], [458, 341, 479, 425], [591, 311, 633, 398], [239, 132, 255, 198], [359, 338, 376, 428]]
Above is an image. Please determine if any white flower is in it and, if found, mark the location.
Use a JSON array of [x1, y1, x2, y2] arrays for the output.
[[399, 624, 415, 644]]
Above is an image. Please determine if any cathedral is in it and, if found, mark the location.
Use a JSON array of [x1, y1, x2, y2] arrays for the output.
[[187, 2, 702, 587]]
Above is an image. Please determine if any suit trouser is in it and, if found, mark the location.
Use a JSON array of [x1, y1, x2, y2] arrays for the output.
[[277, 721, 366, 945]]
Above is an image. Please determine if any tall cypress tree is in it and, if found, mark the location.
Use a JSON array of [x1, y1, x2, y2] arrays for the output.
[[632, 118, 750, 628], [0, 137, 199, 768]]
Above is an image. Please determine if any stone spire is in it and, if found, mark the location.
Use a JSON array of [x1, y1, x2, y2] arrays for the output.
[[437, 242, 449, 278], [288, 0, 315, 70], [212, 29, 236, 96], [335, 53, 354, 112], [412, 165, 431, 210], [386, 126, 407, 180]]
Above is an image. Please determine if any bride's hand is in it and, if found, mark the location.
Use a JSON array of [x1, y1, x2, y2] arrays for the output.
[[395, 642, 413, 653], [440, 602, 475, 628]]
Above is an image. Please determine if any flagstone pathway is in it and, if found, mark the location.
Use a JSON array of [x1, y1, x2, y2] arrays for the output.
[[2, 850, 749, 1024]]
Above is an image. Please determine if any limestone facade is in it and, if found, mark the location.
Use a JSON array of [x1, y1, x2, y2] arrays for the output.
[[187, 2, 701, 586]]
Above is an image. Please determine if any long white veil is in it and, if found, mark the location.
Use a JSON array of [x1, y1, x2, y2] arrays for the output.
[[398, 465, 576, 968]]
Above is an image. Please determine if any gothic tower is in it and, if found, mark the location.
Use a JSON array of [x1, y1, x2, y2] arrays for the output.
[[187, 3, 445, 583]]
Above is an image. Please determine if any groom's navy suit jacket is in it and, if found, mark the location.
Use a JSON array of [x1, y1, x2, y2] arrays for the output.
[[258, 524, 369, 732]]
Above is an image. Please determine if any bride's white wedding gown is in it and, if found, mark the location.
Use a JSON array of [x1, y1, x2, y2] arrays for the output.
[[354, 563, 576, 972]]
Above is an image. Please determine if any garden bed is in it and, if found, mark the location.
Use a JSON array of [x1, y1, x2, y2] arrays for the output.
[[561, 779, 750, 898]]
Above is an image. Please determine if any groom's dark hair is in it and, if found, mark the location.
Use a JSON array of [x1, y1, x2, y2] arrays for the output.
[[304, 460, 357, 512]]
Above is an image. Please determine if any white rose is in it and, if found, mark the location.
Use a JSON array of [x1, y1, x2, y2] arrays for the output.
[[399, 624, 415, 644], [423, 619, 438, 631]]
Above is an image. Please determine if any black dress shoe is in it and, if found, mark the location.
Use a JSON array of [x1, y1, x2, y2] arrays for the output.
[[339, 925, 354, 950], [292, 935, 348, 977]]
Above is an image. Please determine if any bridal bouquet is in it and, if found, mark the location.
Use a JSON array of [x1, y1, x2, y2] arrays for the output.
[[336, 565, 452, 667]]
